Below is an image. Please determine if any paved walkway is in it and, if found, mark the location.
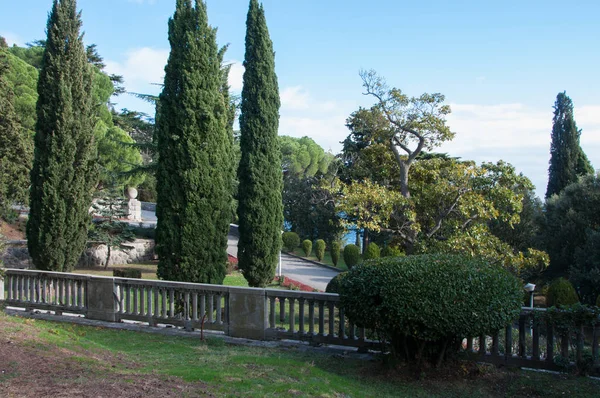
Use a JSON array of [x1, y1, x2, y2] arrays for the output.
[[227, 232, 340, 292]]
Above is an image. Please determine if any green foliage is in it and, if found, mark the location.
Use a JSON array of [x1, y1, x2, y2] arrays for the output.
[[282, 232, 300, 252], [155, 0, 232, 284], [546, 278, 579, 307], [331, 241, 341, 266], [325, 272, 346, 294], [339, 254, 522, 365], [280, 135, 334, 178], [571, 229, 600, 304], [381, 246, 403, 257], [363, 242, 380, 260], [113, 268, 142, 279], [0, 50, 32, 217], [543, 174, 600, 278], [302, 239, 312, 257], [237, 0, 282, 287], [315, 239, 326, 261], [89, 185, 136, 269], [96, 125, 145, 188], [27, 0, 97, 272], [283, 172, 341, 243], [343, 244, 361, 269], [546, 92, 593, 199]]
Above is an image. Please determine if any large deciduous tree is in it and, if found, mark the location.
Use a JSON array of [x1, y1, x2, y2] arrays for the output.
[[155, 0, 232, 284], [237, 0, 283, 287], [26, 0, 96, 272], [545, 92, 593, 198]]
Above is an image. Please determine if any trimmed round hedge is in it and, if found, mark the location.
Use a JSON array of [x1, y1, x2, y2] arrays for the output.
[[339, 254, 522, 363], [546, 278, 579, 307], [315, 239, 326, 261], [302, 239, 312, 257], [363, 243, 380, 260], [282, 232, 300, 252], [325, 272, 346, 293], [343, 244, 361, 269], [331, 241, 341, 266]]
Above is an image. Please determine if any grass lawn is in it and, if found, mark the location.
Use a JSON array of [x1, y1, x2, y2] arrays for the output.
[[0, 311, 598, 397]]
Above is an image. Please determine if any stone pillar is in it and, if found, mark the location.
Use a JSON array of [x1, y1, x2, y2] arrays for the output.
[[86, 277, 118, 322], [228, 287, 267, 340]]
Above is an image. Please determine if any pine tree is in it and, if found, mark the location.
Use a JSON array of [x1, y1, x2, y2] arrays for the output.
[[26, 0, 96, 272], [0, 49, 31, 218], [237, 0, 283, 287], [155, 0, 231, 284], [546, 92, 593, 198]]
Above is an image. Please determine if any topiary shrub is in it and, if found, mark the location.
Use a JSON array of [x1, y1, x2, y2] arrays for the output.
[[113, 268, 142, 279], [315, 239, 326, 261], [546, 278, 579, 307], [339, 254, 522, 366], [381, 245, 403, 258], [326, 272, 346, 294], [363, 243, 380, 260], [302, 239, 312, 257], [282, 232, 300, 252], [343, 244, 360, 269], [331, 241, 341, 266]]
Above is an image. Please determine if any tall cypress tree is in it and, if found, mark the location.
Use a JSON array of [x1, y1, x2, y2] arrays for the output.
[[0, 49, 31, 217], [155, 0, 231, 284], [545, 92, 593, 198], [237, 0, 283, 287], [26, 0, 96, 272]]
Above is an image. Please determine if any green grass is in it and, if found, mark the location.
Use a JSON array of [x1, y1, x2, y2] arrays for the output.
[[1, 312, 599, 397]]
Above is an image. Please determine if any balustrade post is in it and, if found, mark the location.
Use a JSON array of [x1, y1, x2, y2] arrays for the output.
[[86, 276, 117, 322], [0, 275, 4, 302]]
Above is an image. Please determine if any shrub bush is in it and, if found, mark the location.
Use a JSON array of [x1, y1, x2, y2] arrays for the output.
[[381, 245, 403, 257], [331, 241, 341, 266], [343, 244, 361, 269], [546, 278, 579, 307], [302, 239, 312, 257], [326, 272, 346, 294], [339, 254, 522, 366], [113, 268, 142, 279], [315, 239, 326, 261], [282, 232, 300, 252], [130, 225, 155, 239], [363, 243, 380, 260]]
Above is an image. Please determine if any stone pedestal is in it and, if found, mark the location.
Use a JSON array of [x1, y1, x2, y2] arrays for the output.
[[86, 277, 118, 322], [228, 288, 267, 340]]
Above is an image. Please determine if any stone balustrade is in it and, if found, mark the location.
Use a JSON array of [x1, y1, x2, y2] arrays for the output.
[[2, 268, 599, 373]]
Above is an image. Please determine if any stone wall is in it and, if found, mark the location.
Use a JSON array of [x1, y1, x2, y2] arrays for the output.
[[1, 239, 155, 269]]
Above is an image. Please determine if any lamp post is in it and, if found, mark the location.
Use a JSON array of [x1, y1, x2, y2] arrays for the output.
[[524, 283, 536, 308]]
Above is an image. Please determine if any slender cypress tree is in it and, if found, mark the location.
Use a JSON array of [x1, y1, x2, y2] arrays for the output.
[[545, 92, 593, 198], [0, 49, 31, 217], [237, 0, 283, 287], [26, 0, 96, 272], [155, 0, 231, 284]]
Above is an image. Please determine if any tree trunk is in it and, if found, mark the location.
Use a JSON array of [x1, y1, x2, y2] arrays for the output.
[[362, 229, 369, 254], [399, 162, 410, 198]]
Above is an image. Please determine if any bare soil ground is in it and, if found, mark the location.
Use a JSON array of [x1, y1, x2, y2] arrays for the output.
[[0, 218, 26, 240], [0, 315, 212, 397]]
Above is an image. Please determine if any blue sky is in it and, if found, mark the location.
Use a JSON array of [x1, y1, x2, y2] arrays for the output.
[[2, 0, 600, 196]]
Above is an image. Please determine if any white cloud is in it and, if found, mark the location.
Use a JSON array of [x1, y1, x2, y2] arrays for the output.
[[441, 102, 600, 196], [227, 60, 244, 92], [280, 86, 310, 110], [1, 32, 24, 47], [105, 47, 169, 94]]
